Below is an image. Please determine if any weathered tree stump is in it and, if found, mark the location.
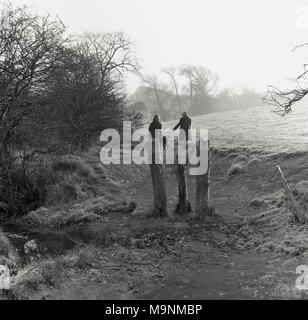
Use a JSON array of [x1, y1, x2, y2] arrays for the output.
[[149, 163, 168, 217], [175, 164, 192, 215], [195, 141, 211, 221], [149, 140, 168, 217]]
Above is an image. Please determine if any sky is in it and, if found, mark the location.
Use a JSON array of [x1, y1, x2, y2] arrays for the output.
[[11, 0, 308, 93]]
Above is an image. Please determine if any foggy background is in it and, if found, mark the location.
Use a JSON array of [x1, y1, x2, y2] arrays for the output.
[[12, 0, 308, 92], [9, 0, 308, 121]]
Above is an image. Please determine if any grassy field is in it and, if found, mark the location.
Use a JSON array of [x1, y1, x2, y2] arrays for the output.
[[166, 104, 308, 153]]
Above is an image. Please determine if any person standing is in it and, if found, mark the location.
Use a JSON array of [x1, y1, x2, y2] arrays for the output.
[[149, 115, 166, 149], [149, 114, 162, 139], [173, 112, 192, 141]]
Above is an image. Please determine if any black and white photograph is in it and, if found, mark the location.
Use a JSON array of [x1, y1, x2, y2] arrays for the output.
[[0, 0, 308, 306]]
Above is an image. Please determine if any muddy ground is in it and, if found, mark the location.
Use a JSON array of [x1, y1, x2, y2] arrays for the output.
[[1, 148, 308, 300]]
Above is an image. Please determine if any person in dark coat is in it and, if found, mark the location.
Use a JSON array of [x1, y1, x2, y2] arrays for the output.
[[149, 115, 162, 138], [149, 115, 166, 149], [173, 112, 192, 141]]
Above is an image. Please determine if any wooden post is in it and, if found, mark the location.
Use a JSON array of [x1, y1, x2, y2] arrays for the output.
[[195, 140, 211, 221], [149, 140, 168, 217], [149, 164, 168, 217], [277, 165, 305, 223], [175, 164, 191, 215]]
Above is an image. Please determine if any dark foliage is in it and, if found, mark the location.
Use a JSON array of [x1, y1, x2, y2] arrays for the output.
[[0, 3, 141, 215]]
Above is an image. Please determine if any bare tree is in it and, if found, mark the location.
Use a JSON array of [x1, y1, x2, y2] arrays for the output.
[[0, 3, 67, 213], [180, 66, 195, 113], [140, 75, 165, 119], [192, 67, 218, 97], [265, 44, 308, 115], [79, 32, 139, 87], [0, 5, 66, 143], [163, 67, 182, 114], [42, 32, 141, 147], [265, 84, 308, 115], [180, 65, 218, 116]]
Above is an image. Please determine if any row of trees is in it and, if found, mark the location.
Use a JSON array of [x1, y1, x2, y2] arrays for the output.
[[130, 66, 263, 121], [141, 66, 218, 117], [0, 3, 141, 215]]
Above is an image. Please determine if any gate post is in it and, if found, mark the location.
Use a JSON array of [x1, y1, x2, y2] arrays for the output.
[[149, 139, 168, 217], [195, 140, 211, 221]]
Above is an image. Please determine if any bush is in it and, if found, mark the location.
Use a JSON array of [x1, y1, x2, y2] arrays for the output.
[[0, 3, 142, 217]]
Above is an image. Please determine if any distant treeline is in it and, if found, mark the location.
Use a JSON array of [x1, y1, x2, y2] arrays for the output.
[[129, 66, 264, 121]]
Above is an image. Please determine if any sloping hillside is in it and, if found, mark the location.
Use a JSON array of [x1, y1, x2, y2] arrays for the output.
[[166, 104, 308, 153]]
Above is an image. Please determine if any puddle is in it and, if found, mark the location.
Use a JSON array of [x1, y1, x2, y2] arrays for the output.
[[1, 215, 122, 264]]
